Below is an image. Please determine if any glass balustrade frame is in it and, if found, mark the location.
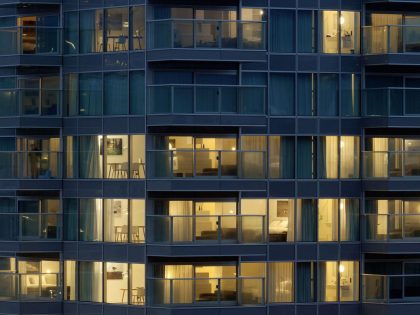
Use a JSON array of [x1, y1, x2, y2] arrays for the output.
[[363, 151, 420, 178]]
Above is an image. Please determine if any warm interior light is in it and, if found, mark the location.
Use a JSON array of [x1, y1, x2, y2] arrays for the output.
[[340, 16, 345, 25], [339, 264, 345, 273], [259, 10, 264, 16]]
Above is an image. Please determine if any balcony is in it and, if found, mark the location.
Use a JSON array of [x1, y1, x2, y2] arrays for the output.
[[0, 151, 61, 179], [0, 273, 61, 301], [147, 277, 265, 306], [148, 215, 265, 244], [363, 88, 420, 116], [0, 89, 60, 116], [364, 213, 420, 241], [147, 150, 266, 179], [363, 274, 420, 303], [147, 19, 266, 62], [363, 151, 420, 178], [148, 85, 266, 115]]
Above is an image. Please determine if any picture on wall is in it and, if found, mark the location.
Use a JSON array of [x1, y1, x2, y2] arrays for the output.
[[100, 138, 123, 155]]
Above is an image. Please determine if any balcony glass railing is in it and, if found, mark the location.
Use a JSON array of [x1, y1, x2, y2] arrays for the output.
[[363, 274, 420, 303], [148, 85, 266, 115], [147, 277, 265, 305], [0, 89, 60, 116], [364, 214, 420, 241], [147, 150, 266, 179], [0, 273, 61, 301], [0, 27, 61, 55], [148, 19, 266, 50], [363, 25, 420, 54], [148, 215, 266, 243], [363, 88, 420, 116], [0, 151, 61, 179], [363, 151, 420, 178]]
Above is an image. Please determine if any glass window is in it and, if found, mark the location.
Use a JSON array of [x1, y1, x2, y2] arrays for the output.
[[64, 12, 78, 54], [131, 199, 145, 243], [79, 136, 102, 178], [131, 6, 145, 50], [65, 74, 78, 116], [268, 262, 294, 302], [297, 137, 316, 179], [341, 74, 360, 116], [297, 199, 316, 241], [104, 199, 128, 243], [297, 262, 316, 302], [340, 12, 360, 54], [340, 136, 359, 178], [130, 264, 145, 305], [241, 136, 266, 179], [130, 71, 145, 115], [64, 260, 76, 300], [105, 262, 128, 303], [321, 11, 339, 54], [270, 10, 295, 53], [269, 199, 294, 242], [104, 72, 128, 115], [298, 73, 316, 116], [0, 198, 16, 241], [320, 136, 338, 179], [63, 198, 77, 241], [105, 8, 129, 52], [240, 262, 265, 304], [339, 261, 359, 301], [79, 199, 103, 241], [269, 136, 294, 179], [319, 261, 338, 301], [79, 261, 102, 302], [319, 74, 338, 116], [80, 10, 103, 53], [241, 199, 266, 242], [104, 135, 129, 179], [130, 135, 145, 179], [318, 199, 339, 241], [298, 11, 316, 53], [79, 73, 102, 116], [270, 73, 295, 115]]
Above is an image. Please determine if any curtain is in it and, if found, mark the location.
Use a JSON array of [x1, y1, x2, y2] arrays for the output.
[[297, 262, 313, 302], [79, 261, 102, 302], [341, 74, 360, 116], [298, 74, 316, 116], [287, 200, 295, 241], [341, 199, 359, 241], [371, 14, 402, 53], [241, 136, 267, 179], [104, 72, 128, 115], [164, 265, 193, 304], [372, 138, 389, 177], [340, 136, 359, 179], [80, 10, 97, 53], [319, 262, 337, 302], [79, 73, 102, 115], [280, 136, 294, 179], [319, 74, 338, 116], [152, 7, 172, 49], [297, 137, 314, 179], [0, 198, 16, 240], [63, 199, 78, 241], [169, 201, 193, 242], [298, 199, 316, 241], [241, 73, 266, 114], [269, 262, 294, 302], [79, 199, 102, 242], [0, 137, 15, 178], [270, 10, 295, 53], [130, 71, 145, 115], [298, 11, 314, 53], [0, 77, 17, 116], [270, 74, 295, 116], [65, 74, 78, 116], [79, 136, 101, 178], [64, 12, 78, 54], [319, 136, 338, 179]]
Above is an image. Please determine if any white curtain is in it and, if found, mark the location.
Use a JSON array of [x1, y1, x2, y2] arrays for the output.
[[268, 262, 294, 302], [340, 136, 359, 178], [372, 138, 389, 177], [169, 201, 192, 242], [165, 265, 193, 303]]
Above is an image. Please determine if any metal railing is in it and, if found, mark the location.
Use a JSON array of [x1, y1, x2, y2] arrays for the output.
[[364, 213, 420, 241], [148, 19, 266, 50], [0, 89, 60, 116], [147, 149, 266, 179], [0, 151, 62, 179], [0, 26, 61, 55], [363, 151, 420, 178], [363, 25, 420, 54], [147, 214, 266, 243], [0, 273, 61, 300], [363, 88, 420, 116], [147, 277, 265, 305], [363, 274, 420, 303], [148, 85, 266, 115]]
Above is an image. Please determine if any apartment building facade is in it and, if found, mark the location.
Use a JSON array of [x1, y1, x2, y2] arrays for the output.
[[0, 0, 417, 314]]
